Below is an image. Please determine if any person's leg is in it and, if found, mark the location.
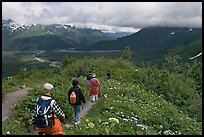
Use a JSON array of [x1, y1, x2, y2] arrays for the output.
[[96, 94, 98, 101], [75, 105, 81, 123], [72, 105, 77, 122], [91, 95, 95, 102]]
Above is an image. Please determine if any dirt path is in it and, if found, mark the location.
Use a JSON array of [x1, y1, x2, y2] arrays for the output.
[[2, 87, 32, 122], [81, 101, 96, 118]]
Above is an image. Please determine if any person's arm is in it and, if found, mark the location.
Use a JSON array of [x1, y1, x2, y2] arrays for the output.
[[32, 105, 37, 125], [67, 88, 71, 104], [32, 97, 40, 124], [52, 100, 65, 118], [79, 89, 86, 104], [97, 79, 100, 86], [32, 97, 40, 131]]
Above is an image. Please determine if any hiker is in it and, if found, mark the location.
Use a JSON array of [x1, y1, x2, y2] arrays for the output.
[[32, 83, 65, 135], [68, 79, 86, 125], [89, 74, 100, 103], [106, 70, 111, 80]]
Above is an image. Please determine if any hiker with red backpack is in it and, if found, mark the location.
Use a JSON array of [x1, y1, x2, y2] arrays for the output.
[[88, 73, 100, 103], [67, 79, 86, 125], [32, 83, 65, 135]]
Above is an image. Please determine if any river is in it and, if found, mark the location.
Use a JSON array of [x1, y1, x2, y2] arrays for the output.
[[32, 49, 121, 68]]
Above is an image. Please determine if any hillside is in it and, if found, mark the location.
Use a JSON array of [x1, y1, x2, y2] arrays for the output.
[[2, 56, 202, 135], [104, 32, 134, 40], [78, 27, 202, 66], [2, 19, 112, 51]]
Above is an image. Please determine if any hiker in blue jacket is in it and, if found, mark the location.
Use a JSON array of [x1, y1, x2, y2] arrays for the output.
[[32, 83, 65, 135]]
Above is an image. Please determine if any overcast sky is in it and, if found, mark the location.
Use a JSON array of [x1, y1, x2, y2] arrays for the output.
[[2, 2, 202, 32]]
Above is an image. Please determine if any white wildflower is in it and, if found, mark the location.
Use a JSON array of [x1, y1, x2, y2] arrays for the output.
[[64, 124, 71, 128], [122, 118, 128, 121], [98, 119, 101, 123], [88, 122, 94, 128], [108, 118, 119, 124], [164, 130, 175, 135], [6, 131, 10, 135], [137, 124, 148, 130], [102, 122, 109, 125], [160, 125, 163, 129]]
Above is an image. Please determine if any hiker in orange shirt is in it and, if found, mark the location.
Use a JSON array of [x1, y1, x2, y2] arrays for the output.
[[32, 83, 65, 135]]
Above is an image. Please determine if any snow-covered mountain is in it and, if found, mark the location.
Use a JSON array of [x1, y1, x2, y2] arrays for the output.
[[2, 19, 113, 50]]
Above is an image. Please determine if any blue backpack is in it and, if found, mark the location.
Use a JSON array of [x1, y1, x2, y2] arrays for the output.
[[34, 96, 54, 128]]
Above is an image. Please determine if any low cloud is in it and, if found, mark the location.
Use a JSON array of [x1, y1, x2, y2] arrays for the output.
[[2, 2, 202, 32]]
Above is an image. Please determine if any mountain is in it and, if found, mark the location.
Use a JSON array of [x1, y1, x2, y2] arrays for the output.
[[104, 32, 134, 40], [78, 27, 202, 66], [2, 19, 113, 51]]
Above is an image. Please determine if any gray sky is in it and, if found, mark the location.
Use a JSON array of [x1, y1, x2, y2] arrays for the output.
[[2, 2, 202, 32]]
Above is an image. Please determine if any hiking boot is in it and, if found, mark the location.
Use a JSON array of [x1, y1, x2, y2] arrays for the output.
[[71, 118, 77, 123], [74, 121, 80, 125]]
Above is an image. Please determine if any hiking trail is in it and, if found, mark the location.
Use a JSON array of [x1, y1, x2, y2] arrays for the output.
[[2, 86, 32, 123]]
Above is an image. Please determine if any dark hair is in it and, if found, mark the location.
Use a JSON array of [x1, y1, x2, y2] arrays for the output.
[[72, 79, 79, 86]]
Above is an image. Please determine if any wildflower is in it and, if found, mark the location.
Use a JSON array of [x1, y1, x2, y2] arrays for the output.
[[164, 130, 175, 135], [122, 118, 128, 121], [102, 122, 109, 125], [104, 94, 108, 98], [6, 131, 10, 135], [64, 124, 71, 128], [87, 122, 94, 128], [108, 118, 119, 124], [137, 124, 148, 130], [110, 107, 113, 110], [85, 119, 89, 122], [160, 125, 163, 129]]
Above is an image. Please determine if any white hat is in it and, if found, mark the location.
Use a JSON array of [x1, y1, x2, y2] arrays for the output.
[[44, 83, 53, 90]]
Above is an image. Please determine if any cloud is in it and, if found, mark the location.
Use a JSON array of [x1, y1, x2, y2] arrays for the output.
[[2, 2, 202, 32]]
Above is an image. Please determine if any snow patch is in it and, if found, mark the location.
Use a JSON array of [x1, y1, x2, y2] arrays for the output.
[[189, 52, 202, 60]]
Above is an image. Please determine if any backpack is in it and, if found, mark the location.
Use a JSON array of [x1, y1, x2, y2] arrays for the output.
[[70, 90, 77, 105], [34, 96, 54, 128]]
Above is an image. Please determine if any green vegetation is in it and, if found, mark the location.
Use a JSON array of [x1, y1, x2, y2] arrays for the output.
[[2, 52, 202, 135], [2, 51, 49, 78]]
